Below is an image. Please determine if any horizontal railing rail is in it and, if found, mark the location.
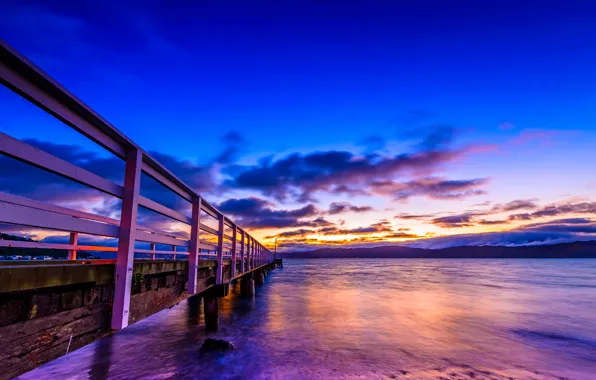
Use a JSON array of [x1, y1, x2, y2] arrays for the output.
[[0, 39, 273, 329]]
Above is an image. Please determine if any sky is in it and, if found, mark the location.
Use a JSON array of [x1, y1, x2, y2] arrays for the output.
[[1, 0, 596, 251]]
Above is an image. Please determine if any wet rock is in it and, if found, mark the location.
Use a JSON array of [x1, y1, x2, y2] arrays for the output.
[[199, 338, 235, 353]]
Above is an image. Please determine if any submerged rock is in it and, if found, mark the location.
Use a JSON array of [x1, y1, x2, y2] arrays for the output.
[[200, 338, 235, 353]]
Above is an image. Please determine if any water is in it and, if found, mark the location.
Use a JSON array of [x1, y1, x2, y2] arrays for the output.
[[21, 259, 596, 379]]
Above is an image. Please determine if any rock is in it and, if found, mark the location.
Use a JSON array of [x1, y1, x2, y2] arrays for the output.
[[199, 338, 235, 353]]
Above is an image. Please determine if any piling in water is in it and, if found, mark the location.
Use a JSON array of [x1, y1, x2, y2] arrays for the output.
[[203, 296, 219, 331], [241, 278, 255, 296]]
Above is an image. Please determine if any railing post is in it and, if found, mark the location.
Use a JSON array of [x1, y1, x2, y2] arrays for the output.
[[171, 245, 176, 260], [188, 196, 201, 294], [245, 237, 249, 271], [248, 237, 253, 270], [216, 213, 224, 284], [68, 232, 78, 260], [150, 243, 156, 260], [252, 239, 256, 269], [231, 225, 237, 278], [239, 230, 245, 273], [112, 148, 142, 330]]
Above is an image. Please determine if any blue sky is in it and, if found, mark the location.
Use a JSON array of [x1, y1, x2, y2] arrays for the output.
[[1, 0, 596, 250]]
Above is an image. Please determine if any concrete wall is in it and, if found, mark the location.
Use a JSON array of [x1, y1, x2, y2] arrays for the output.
[[0, 258, 250, 378]]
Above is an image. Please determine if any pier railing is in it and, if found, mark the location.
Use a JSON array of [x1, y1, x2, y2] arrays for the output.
[[0, 40, 273, 329]]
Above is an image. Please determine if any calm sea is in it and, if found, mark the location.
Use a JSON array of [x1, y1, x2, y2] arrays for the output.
[[20, 259, 596, 380]]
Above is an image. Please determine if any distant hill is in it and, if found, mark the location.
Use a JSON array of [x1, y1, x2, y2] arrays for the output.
[[0, 233, 93, 259], [281, 241, 596, 259]]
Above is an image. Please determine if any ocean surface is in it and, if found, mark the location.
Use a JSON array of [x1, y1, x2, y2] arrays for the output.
[[21, 259, 596, 380]]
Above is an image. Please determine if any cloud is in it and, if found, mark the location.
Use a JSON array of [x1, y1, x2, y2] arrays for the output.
[[217, 197, 320, 229], [403, 231, 596, 249], [384, 232, 424, 239], [295, 217, 335, 228], [524, 218, 592, 227], [371, 177, 487, 201], [318, 220, 394, 236], [214, 131, 247, 164], [477, 219, 509, 225], [394, 213, 437, 220], [0, 137, 239, 215], [518, 218, 596, 234], [415, 124, 456, 151], [266, 229, 315, 239], [491, 199, 538, 213], [327, 202, 373, 215], [508, 202, 596, 221], [430, 213, 476, 228], [222, 126, 478, 202], [427, 200, 596, 229]]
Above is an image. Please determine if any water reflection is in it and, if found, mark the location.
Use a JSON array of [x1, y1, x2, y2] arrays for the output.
[[20, 259, 596, 380], [88, 335, 112, 380]]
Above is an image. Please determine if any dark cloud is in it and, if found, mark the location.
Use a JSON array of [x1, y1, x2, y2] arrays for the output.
[[223, 141, 465, 201], [217, 197, 319, 229], [431, 214, 476, 228], [0, 139, 123, 204], [371, 177, 487, 200], [384, 232, 423, 239], [403, 231, 596, 249], [524, 218, 592, 227], [327, 202, 373, 215], [394, 213, 437, 220], [214, 131, 247, 164], [491, 199, 538, 213], [416, 124, 456, 151], [295, 217, 335, 228], [265, 229, 315, 239], [521, 223, 596, 234], [508, 202, 596, 221], [0, 137, 233, 215], [518, 218, 596, 234], [477, 219, 509, 225], [319, 220, 393, 236]]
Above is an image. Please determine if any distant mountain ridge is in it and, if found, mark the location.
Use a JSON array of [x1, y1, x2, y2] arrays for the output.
[[282, 241, 596, 259]]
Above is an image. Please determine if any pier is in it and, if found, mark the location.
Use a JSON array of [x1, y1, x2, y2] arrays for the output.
[[0, 40, 278, 378]]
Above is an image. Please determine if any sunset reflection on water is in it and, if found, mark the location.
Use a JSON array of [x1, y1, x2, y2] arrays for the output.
[[21, 259, 596, 380]]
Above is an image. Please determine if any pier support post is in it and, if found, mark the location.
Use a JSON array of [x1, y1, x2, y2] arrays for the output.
[[254, 270, 265, 285], [241, 277, 255, 297], [203, 296, 219, 331]]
